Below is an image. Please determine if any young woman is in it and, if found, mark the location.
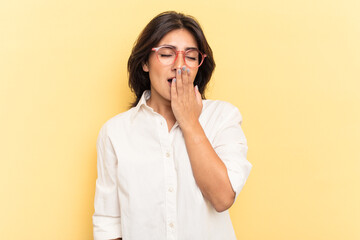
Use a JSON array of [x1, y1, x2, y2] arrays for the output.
[[93, 11, 252, 240]]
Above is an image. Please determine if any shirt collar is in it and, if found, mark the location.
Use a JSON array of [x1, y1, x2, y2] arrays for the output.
[[131, 90, 151, 122]]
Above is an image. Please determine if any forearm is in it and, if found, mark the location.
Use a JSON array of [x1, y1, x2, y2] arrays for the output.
[[181, 121, 235, 212]]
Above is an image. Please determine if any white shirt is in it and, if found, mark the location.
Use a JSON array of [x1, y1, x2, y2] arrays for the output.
[[93, 90, 252, 240]]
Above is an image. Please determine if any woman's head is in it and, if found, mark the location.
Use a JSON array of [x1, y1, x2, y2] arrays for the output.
[[128, 11, 216, 107]]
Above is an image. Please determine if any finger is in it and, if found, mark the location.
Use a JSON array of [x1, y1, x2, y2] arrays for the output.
[[176, 68, 183, 95], [184, 67, 193, 96], [171, 78, 177, 100], [189, 68, 195, 84], [182, 66, 189, 85]]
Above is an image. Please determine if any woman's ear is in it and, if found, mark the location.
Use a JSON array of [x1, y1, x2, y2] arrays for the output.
[[142, 62, 149, 72]]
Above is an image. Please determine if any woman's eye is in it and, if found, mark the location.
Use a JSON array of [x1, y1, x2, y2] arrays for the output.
[[160, 54, 173, 58], [186, 56, 197, 61]]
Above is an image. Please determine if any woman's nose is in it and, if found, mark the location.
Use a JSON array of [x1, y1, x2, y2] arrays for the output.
[[173, 52, 185, 70]]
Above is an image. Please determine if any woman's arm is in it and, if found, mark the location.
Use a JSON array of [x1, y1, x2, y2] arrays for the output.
[[181, 122, 236, 212], [170, 67, 236, 212], [93, 126, 122, 239]]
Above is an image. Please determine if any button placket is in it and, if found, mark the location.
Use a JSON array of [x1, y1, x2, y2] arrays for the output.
[[165, 150, 177, 239], [158, 124, 177, 240]]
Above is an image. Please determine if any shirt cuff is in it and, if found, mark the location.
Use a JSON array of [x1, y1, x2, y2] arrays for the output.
[[93, 216, 122, 240], [227, 160, 252, 200]]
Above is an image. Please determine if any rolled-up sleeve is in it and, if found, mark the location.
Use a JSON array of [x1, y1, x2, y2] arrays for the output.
[[213, 105, 253, 200], [93, 126, 122, 240]]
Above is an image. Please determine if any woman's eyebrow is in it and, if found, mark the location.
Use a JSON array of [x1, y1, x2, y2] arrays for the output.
[[159, 44, 176, 49], [159, 44, 199, 51], [185, 47, 198, 51]]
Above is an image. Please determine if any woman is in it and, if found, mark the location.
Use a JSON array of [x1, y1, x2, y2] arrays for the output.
[[93, 11, 252, 240]]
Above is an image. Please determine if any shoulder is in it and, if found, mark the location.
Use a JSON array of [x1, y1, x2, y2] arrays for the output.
[[201, 99, 243, 123], [98, 108, 136, 138]]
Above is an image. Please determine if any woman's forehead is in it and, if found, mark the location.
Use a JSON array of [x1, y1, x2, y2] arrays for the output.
[[157, 29, 198, 49]]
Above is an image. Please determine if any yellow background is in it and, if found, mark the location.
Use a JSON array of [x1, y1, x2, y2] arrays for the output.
[[1, 0, 359, 239]]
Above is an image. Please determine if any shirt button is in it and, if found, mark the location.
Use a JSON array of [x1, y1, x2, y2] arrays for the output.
[[166, 152, 170, 158], [168, 187, 174, 192], [169, 222, 174, 228]]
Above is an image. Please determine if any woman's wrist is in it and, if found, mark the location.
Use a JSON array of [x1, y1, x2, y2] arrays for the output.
[[180, 120, 205, 141]]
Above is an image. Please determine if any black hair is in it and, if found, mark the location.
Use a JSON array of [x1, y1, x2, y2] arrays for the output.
[[128, 11, 215, 107]]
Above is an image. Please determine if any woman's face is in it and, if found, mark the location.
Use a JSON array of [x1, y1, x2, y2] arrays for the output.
[[143, 28, 199, 104]]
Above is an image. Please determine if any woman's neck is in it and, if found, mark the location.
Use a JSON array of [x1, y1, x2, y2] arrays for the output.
[[146, 95, 176, 131]]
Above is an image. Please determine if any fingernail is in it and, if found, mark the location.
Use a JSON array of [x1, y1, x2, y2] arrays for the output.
[[173, 78, 176, 82], [177, 69, 181, 75], [182, 66, 186, 71], [195, 85, 199, 91], [187, 68, 190, 73]]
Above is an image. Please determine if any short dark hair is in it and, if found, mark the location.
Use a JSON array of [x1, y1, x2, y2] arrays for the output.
[[127, 11, 216, 107]]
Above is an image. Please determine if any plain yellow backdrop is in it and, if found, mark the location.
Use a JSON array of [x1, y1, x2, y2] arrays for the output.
[[1, 0, 359, 239]]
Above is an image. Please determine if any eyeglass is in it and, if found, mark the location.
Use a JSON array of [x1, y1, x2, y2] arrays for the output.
[[151, 46, 207, 68]]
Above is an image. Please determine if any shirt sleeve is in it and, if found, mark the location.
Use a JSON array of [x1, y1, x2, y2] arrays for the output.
[[212, 104, 253, 201], [93, 125, 122, 240]]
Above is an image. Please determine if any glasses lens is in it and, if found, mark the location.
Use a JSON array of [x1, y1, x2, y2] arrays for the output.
[[185, 49, 202, 68], [156, 47, 176, 65]]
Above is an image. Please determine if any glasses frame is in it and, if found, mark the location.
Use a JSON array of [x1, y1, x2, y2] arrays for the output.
[[151, 46, 207, 68]]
